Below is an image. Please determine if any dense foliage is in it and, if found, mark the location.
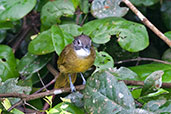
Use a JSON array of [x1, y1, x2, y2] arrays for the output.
[[0, 0, 171, 114]]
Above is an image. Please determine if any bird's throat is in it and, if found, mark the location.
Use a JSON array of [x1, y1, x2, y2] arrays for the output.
[[74, 48, 90, 58]]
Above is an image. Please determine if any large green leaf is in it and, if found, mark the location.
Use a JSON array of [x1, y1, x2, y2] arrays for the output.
[[47, 102, 84, 114], [0, 0, 36, 22], [28, 29, 54, 55], [59, 24, 82, 37], [0, 45, 19, 81], [41, 0, 75, 29], [129, 63, 171, 83], [0, 78, 31, 104], [51, 25, 74, 55], [130, 0, 159, 7], [91, 0, 128, 18], [82, 17, 149, 52], [83, 71, 136, 113], [17, 53, 52, 76]]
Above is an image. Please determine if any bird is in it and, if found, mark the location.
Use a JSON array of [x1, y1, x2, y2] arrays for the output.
[[54, 34, 96, 92]]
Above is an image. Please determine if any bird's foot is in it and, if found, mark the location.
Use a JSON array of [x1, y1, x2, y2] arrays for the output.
[[80, 73, 86, 85], [69, 74, 76, 92]]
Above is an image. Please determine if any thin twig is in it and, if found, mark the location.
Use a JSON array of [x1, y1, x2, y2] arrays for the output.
[[80, 14, 88, 26], [115, 57, 171, 65], [24, 101, 39, 111], [37, 72, 48, 91], [12, 26, 31, 53], [122, 0, 171, 47]]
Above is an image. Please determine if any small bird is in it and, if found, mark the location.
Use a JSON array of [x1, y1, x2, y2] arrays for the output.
[[54, 34, 96, 92]]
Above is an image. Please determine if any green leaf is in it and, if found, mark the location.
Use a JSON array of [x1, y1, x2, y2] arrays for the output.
[[129, 63, 171, 83], [108, 67, 140, 81], [161, 0, 171, 30], [0, 45, 19, 81], [0, 30, 6, 43], [71, 0, 80, 9], [0, 21, 14, 29], [82, 17, 149, 52], [59, 24, 82, 37], [80, 0, 89, 14], [83, 71, 135, 114], [0, 0, 36, 22], [141, 70, 164, 96], [130, 0, 159, 7], [91, 0, 129, 18], [162, 48, 171, 62], [164, 31, 171, 41], [28, 29, 54, 55], [17, 53, 52, 76], [0, 78, 31, 104], [94, 51, 114, 71], [65, 92, 84, 108], [51, 25, 74, 55], [41, 0, 75, 29], [144, 99, 171, 113], [47, 102, 84, 114]]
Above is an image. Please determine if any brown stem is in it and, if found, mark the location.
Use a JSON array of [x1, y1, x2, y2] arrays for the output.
[[122, 0, 171, 47], [12, 26, 31, 53], [115, 57, 171, 65]]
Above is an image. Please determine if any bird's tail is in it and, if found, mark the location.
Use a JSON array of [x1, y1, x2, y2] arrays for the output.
[[54, 73, 77, 89]]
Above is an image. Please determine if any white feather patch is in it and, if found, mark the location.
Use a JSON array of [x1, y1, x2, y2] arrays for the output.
[[75, 48, 90, 57]]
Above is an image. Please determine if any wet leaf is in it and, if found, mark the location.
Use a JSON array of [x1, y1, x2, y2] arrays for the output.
[[82, 17, 149, 52], [0, 45, 19, 81], [51, 25, 74, 55], [41, 0, 75, 29], [65, 92, 84, 108], [17, 53, 52, 76], [0, 78, 31, 104], [108, 67, 140, 80], [144, 99, 171, 113], [83, 71, 135, 114], [91, 0, 129, 18], [94, 51, 114, 71], [0, 0, 36, 22], [141, 70, 164, 96], [28, 29, 54, 55]]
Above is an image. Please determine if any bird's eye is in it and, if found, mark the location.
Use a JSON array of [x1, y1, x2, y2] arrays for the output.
[[77, 40, 82, 46]]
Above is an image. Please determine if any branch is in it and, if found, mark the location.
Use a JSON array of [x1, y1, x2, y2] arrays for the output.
[[1, 80, 171, 111], [1, 81, 170, 100], [115, 57, 171, 65], [122, 0, 171, 47]]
